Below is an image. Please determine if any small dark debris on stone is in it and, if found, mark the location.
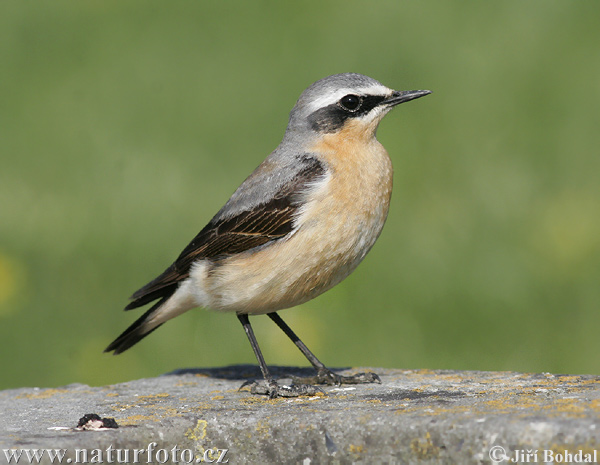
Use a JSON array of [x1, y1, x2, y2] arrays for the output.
[[77, 413, 119, 430]]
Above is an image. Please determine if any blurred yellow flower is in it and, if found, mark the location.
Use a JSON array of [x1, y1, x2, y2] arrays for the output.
[[0, 253, 23, 316]]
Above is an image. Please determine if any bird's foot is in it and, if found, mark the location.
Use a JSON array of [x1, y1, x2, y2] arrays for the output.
[[240, 379, 323, 398], [295, 368, 381, 386]]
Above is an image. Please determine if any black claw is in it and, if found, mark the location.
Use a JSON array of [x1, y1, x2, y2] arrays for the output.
[[238, 379, 257, 391], [342, 372, 381, 384], [241, 380, 323, 398], [295, 369, 381, 386]]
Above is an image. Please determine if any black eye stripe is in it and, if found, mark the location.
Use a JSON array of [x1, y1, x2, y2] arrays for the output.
[[307, 95, 388, 133], [358, 95, 387, 114]]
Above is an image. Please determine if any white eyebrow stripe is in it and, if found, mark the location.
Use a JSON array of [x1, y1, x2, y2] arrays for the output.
[[307, 85, 392, 113]]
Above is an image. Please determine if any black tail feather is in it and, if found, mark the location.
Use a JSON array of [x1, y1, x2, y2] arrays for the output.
[[105, 298, 166, 354], [124, 284, 177, 311]]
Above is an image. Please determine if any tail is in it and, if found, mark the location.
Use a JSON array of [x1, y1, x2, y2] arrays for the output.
[[104, 298, 168, 355], [105, 276, 198, 355], [105, 261, 195, 355]]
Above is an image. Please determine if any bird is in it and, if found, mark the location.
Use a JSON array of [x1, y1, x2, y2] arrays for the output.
[[105, 73, 431, 398]]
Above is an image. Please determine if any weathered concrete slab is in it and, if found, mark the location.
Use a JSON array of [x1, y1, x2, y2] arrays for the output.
[[1, 366, 600, 464]]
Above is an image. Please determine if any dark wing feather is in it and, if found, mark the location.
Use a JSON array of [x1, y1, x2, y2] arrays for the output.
[[125, 156, 325, 310]]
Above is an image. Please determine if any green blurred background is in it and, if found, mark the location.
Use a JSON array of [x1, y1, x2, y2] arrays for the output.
[[1, 1, 599, 390]]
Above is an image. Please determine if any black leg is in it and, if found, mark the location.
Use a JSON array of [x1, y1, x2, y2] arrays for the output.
[[267, 312, 326, 371], [237, 313, 322, 398], [237, 314, 275, 387], [267, 312, 381, 386]]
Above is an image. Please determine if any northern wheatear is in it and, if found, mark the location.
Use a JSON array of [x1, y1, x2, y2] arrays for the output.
[[105, 73, 431, 397]]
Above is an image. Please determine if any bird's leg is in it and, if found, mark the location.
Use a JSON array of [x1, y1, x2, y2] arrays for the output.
[[267, 312, 381, 385], [237, 314, 321, 398]]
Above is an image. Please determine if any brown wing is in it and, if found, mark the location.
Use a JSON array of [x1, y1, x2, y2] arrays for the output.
[[125, 156, 326, 310]]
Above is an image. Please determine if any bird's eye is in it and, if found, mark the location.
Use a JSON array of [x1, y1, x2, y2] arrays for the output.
[[339, 94, 362, 112]]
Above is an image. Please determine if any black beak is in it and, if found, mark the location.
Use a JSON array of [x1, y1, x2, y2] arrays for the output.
[[383, 89, 432, 107]]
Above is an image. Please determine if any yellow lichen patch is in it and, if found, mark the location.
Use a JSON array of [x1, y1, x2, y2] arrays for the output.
[[211, 395, 224, 401], [589, 399, 600, 411], [543, 398, 586, 417], [471, 373, 520, 385], [185, 419, 208, 441], [410, 432, 439, 460], [482, 397, 514, 411], [192, 402, 215, 410], [111, 403, 136, 411], [425, 405, 472, 416], [507, 398, 541, 410], [238, 396, 266, 406], [480, 392, 547, 412], [407, 369, 437, 376], [175, 381, 198, 387], [434, 374, 465, 384], [255, 420, 271, 438], [16, 389, 69, 400], [348, 444, 365, 454], [105, 393, 119, 397], [119, 414, 158, 425], [238, 396, 281, 406], [224, 388, 242, 394], [395, 403, 471, 417], [576, 379, 600, 387], [152, 406, 182, 418], [556, 376, 584, 384], [138, 393, 169, 401]]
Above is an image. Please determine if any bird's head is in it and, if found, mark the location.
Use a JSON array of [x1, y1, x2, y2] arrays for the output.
[[286, 73, 431, 140]]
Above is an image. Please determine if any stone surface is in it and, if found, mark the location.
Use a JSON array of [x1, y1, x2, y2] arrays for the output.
[[1, 366, 600, 464]]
